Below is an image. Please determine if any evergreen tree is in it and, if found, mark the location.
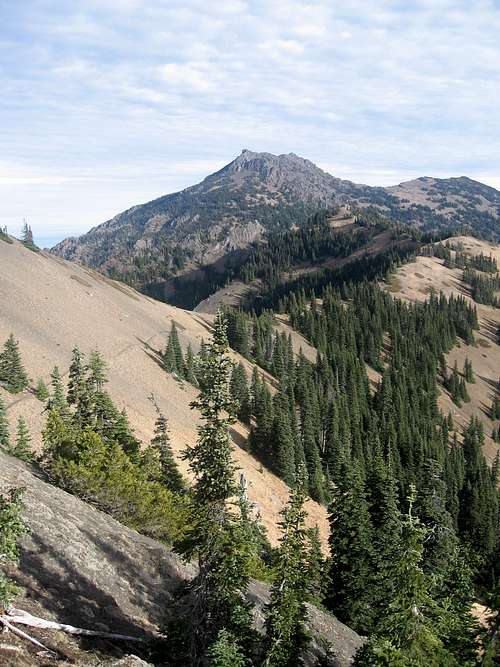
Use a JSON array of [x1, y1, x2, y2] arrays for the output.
[[87, 349, 107, 392], [21, 220, 34, 247], [175, 311, 254, 664], [0, 488, 25, 607], [67, 347, 87, 405], [34, 378, 49, 401], [185, 343, 198, 386], [230, 362, 252, 425], [150, 409, 185, 493], [0, 396, 10, 450], [46, 366, 70, 419], [164, 321, 185, 376], [263, 465, 311, 666], [0, 334, 30, 393], [327, 457, 376, 634], [13, 416, 32, 462], [206, 629, 249, 667], [463, 357, 474, 383]]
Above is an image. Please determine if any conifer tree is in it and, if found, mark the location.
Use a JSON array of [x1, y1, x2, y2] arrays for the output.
[[327, 457, 376, 634], [0, 488, 25, 606], [176, 311, 253, 664], [263, 465, 311, 667], [0, 334, 30, 394], [463, 357, 474, 383], [185, 343, 198, 386], [34, 378, 49, 401], [67, 347, 87, 405], [150, 409, 185, 493], [0, 396, 10, 450], [230, 362, 252, 425], [21, 220, 34, 247], [87, 350, 107, 392], [46, 366, 70, 419], [14, 416, 32, 462], [164, 321, 185, 376]]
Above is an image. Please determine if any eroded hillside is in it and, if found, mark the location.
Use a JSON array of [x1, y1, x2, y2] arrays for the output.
[[0, 238, 328, 545]]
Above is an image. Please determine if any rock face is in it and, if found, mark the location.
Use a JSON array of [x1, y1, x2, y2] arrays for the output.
[[0, 451, 364, 666], [51, 150, 500, 303]]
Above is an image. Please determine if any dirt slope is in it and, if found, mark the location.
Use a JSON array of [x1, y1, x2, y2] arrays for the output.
[[0, 238, 328, 545], [387, 236, 500, 463]]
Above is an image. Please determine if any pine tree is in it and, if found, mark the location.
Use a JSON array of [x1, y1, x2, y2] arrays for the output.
[[185, 343, 198, 386], [463, 357, 475, 383], [46, 366, 70, 419], [206, 629, 248, 667], [0, 334, 30, 394], [327, 457, 376, 634], [21, 220, 34, 247], [87, 350, 107, 392], [263, 465, 311, 666], [13, 416, 32, 462], [0, 488, 25, 606], [164, 321, 185, 376], [34, 378, 49, 401], [150, 410, 185, 493], [176, 311, 253, 664], [230, 362, 252, 425], [67, 347, 86, 405], [0, 396, 10, 450]]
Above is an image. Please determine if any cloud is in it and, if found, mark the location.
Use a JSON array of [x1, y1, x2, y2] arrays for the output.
[[1, 0, 499, 238]]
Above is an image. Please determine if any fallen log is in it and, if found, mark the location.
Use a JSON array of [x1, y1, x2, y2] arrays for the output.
[[3, 607, 147, 643]]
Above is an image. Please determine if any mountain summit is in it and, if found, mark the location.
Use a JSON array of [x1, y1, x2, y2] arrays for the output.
[[52, 150, 500, 301]]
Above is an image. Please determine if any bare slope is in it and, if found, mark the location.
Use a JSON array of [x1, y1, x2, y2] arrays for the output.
[[0, 239, 328, 545], [386, 236, 500, 464]]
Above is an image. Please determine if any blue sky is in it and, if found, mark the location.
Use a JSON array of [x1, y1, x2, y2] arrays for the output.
[[1, 0, 500, 247]]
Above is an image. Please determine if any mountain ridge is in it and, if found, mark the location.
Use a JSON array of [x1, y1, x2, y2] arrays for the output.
[[51, 150, 500, 306]]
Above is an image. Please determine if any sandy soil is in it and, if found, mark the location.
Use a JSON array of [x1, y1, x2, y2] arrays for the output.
[[0, 239, 328, 545]]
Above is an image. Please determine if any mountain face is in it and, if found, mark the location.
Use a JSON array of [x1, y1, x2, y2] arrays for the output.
[[52, 151, 500, 304]]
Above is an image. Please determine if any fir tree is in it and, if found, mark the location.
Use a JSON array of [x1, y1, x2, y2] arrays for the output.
[[176, 311, 253, 664], [0, 396, 10, 450], [67, 347, 87, 405], [46, 366, 70, 419], [263, 465, 311, 667], [87, 349, 107, 392], [21, 220, 35, 247], [463, 357, 475, 383], [13, 416, 32, 462], [0, 334, 30, 394], [327, 457, 376, 634], [34, 378, 49, 401], [0, 488, 25, 606], [164, 321, 185, 376], [230, 362, 252, 425], [150, 408, 185, 493], [185, 343, 198, 386]]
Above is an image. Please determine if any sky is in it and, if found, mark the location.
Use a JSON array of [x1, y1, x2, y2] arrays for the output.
[[1, 0, 500, 248]]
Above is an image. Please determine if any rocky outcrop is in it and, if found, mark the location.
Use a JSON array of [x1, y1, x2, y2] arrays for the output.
[[0, 451, 363, 666]]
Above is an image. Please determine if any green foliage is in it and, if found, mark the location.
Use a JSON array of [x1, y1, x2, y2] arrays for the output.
[[164, 321, 185, 377], [0, 488, 25, 607], [174, 311, 255, 664], [207, 629, 249, 667], [147, 409, 185, 493], [0, 334, 30, 394], [263, 465, 311, 667], [13, 416, 32, 462], [34, 377, 49, 401], [0, 396, 10, 450], [42, 413, 189, 543]]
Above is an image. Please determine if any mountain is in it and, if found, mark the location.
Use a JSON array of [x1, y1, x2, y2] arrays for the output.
[[52, 151, 500, 308]]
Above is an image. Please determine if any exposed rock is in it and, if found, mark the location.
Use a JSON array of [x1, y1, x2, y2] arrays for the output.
[[0, 451, 363, 666]]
